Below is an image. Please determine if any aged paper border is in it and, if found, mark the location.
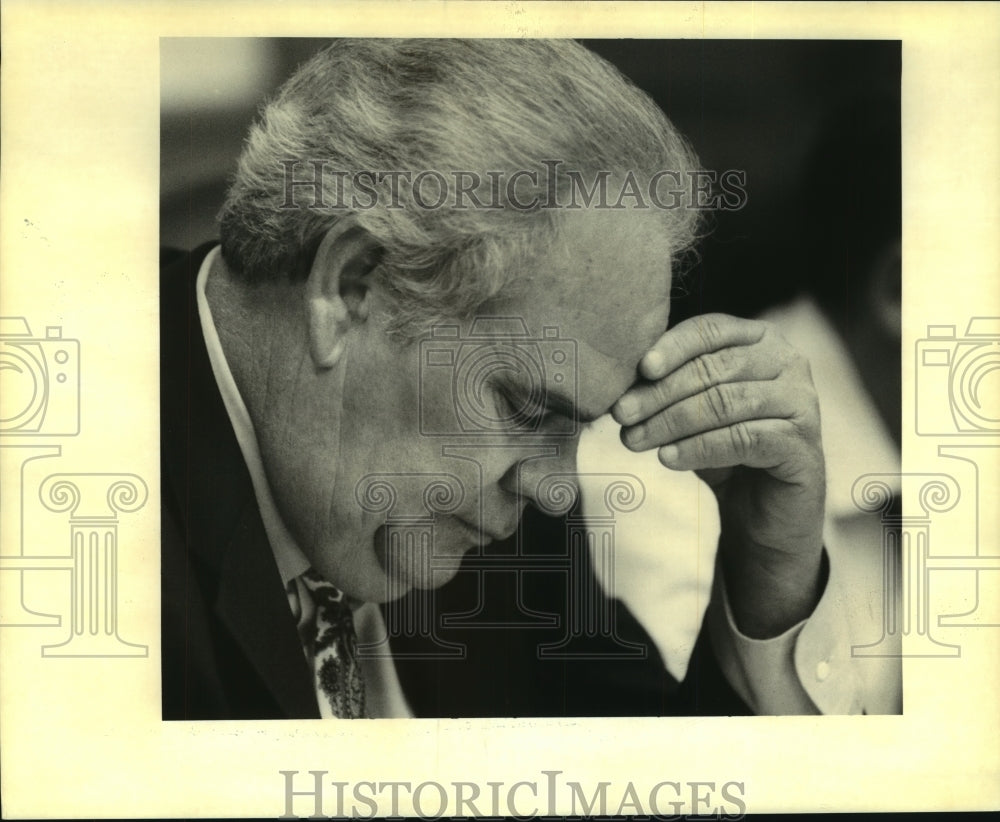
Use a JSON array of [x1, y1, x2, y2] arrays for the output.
[[2, 1, 998, 816]]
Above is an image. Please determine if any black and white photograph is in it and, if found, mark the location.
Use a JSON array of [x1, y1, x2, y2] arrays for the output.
[[1, 3, 998, 818], [160, 37, 903, 722]]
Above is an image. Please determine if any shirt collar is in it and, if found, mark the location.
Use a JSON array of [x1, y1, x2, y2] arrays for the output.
[[196, 245, 310, 586]]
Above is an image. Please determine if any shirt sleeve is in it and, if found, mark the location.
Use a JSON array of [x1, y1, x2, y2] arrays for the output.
[[707, 535, 900, 715]]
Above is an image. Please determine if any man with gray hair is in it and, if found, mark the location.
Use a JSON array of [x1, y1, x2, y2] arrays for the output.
[[161, 39, 892, 719]]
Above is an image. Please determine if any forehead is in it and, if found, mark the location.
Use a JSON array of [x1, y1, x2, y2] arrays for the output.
[[498, 208, 673, 331], [482, 208, 674, 415]]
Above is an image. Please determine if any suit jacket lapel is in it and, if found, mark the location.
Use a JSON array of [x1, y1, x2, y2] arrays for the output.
[[161, 244, 319, 718], [215, 498, 319, 718]]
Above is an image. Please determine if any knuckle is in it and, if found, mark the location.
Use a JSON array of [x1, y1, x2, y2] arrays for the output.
[[693, 347, 736, 386], [799, 377, 820, 412], [757, 319, 782, 346], [652, 378, 674, 410], [705, 383, 733, 421], [796, 352, 815, 383], [760, 322, 792, 355], [713, 346, 736, 376], [779, 351, 815, 392], [777, 416, 816, 456], [780, 340, 803, 365], [702, 386, 722, 421], [756, 318, 777, 336], [652, 409, 677, 443], [774, 349, 797, 377], [729, 421, 755, 457], [693, 353, 716, 388], [792, 405, 822, 440], [771, 334, 809, 376], [694, 433, 714, 463], [696, 314, 726, 349], [776, 417, 800, 439]]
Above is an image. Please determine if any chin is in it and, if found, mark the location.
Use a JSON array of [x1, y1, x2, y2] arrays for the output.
[[370, 522, 474, 599]]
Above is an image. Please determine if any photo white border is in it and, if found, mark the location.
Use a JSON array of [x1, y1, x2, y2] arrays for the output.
[[1, 1, 998, 816]]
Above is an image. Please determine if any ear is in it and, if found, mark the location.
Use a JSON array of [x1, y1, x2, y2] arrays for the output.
[[305, 218, 384, 369]]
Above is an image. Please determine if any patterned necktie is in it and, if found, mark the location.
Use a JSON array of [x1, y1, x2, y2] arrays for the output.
[[293, 568, 367, 719]]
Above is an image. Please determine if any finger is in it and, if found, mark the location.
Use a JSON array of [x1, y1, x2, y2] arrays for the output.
[[638, 313, 767, 381], [620, 379, 810, 451], [656, 418, 815, 474], [614, 341, 785, 426]]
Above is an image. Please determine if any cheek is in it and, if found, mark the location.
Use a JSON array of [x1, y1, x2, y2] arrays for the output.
[[341, 335, 423, 447], [334, 336, 481, 526]]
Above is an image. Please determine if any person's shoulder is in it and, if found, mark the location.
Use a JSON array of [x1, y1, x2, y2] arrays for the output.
[[160, 246, 186, 269], [160, 241, 217, 275]]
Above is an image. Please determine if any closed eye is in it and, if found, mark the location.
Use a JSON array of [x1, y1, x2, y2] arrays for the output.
[[493, 373, 598, 434], [496, 385, 551, 430]]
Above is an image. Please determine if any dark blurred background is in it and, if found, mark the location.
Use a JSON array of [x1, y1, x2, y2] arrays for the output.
[[160, 38, 901, 326]]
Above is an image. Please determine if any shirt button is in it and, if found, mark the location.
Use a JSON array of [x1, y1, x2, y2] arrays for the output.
[[816, 661, 831, 681]]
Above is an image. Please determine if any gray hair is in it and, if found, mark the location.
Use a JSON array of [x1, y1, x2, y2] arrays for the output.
[[219, 38, 701, 340]]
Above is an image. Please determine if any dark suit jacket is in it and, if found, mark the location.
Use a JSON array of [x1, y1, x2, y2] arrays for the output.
[[160, 244, 749, 720]]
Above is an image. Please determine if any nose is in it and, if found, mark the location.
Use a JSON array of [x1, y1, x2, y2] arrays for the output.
[[498, 439, 580, 516]]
